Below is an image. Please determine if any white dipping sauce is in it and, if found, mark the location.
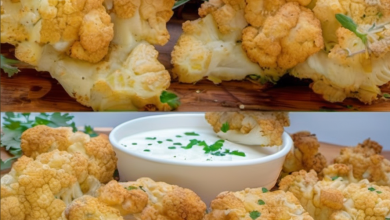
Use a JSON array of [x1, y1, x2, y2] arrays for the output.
[[119, 128, 280, 162]]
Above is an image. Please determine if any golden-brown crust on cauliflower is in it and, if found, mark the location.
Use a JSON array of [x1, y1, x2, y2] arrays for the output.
[[20, 125, 118, 183], [205, 188, 313, 220], [333, 139, 390, 186], [120, 177, 207, 220], [282, 131, 327, 175], [97, 180, 148, 216], [242, 2, 324, 70], [205, 112, 289, 146]]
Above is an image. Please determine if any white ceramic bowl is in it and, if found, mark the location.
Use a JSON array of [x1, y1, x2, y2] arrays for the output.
[[109, 113, 293, 205]]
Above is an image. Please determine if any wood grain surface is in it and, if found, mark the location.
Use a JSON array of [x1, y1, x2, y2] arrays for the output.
[[1, 10, 390, 112]]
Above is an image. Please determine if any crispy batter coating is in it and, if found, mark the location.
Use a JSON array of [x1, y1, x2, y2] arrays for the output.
[[120, 177, 207, 220], [279, 168, 390, 220], [20, 125, 118, 183], [205, 188, 313, 220], [242, 2, 324, 70], [282, 131, 327, 175], [205, 112, 289, 146], [333, 139, 390, 186]]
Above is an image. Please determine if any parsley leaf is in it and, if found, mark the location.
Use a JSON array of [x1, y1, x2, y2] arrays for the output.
[[335, 14, 367, 44], [84, 125, 98, 137], [368, 187, 376, 191], [262, 188, 269, 193], [160, 91, 181, 110], [331, 176, 339, 181], [182, 139, 199, 149], [209, 140, 224, 151], [221, 122, 230, 133], [229, 150, 246, 157], [184, 132, 200, 136], [172, 0, 191, 9], [383, 93, 390, 99], [249, 211, 261, 220], [0, 157, 18, 170], [1, 54, 21, 77], [126, 186, 139, 190], [257, 199, 265, 205]]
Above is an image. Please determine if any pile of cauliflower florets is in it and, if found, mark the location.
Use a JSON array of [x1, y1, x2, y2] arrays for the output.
[[2, 124, 390, 220], [171, 0, 390, 104]]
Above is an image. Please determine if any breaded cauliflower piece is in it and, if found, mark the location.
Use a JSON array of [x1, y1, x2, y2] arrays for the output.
[[279, 168, 390, 220], [282, 131, 327, 175], [120, 177, 207, 220], [63, 180, 148, 219], [205, 112, 290, 146], [171, 0, 266, 84], [333, 139, 390, 186], [291, 0, 390, 104], [1, 150, 102, 220], [1, 0, 114, 64], [242, 2, 324, 70], [204, 187, 313, 220], [20, 125, 118, 183]]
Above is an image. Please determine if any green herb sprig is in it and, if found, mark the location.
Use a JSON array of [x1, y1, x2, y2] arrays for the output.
[[160, 91, 181, 110], [221, 122, 230, 133], [335, 14, 367, 44], [1, 54, 21, 77]]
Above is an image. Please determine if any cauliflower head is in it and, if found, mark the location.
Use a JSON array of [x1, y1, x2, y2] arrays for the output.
[[1, 0, 175, 111], [333, 139, 390, 186], [1, 0, 114, 65], [171, 0, 266, 84], [204, 187, 313, 220], [120, 177, 207, 220], [242, 2, 324, 71], [279, 168, 390, 220], [205, 112, 290, 146], [291, 0, 390, 104], [1, 150, 102, 220], [20, 125, 117, 183], [282, 131, 327, 175]]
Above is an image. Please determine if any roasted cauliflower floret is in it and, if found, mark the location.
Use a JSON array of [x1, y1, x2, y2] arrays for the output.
[[205, 112, 290, 146], [1, 0, 114, 64], [204, 187, 313, 220], [291, 0, 390, 104], [171, 0, 265, 84], [279, 168, 390, 220], [242, 2, 324, 71], [98, 180, 148, 216], [282, 131, 327, 176], [333, 139, 390, 186], [1, 150, 102, 220], [20, 125, 117, 183], [120, 177, 207, 220], [1, 0, 175, 111], [63, 195, 124, 220]]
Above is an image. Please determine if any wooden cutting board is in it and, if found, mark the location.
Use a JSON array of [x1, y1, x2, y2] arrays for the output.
[[1, 20, 390, 112]]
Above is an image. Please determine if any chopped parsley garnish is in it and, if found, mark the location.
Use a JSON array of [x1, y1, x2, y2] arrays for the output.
[[144, 149, 150, 152], [168, 146, 176, 149], [262, 188, 269, 193], [176, 135, 182, 138], [249, 211, 261, 220], [385, 218, 390, 220], [139, 186, 146, 192], [184, 132, 200, 136], [377, 191, 382, 194], [132, 143, 137, 145], [229, 150, 246, 157], [335, 14, 367, 44], [182, 139, 199, 149], [173, 142, 182, 145], [331, 176, 339, 181], [160, 91, 181, 110], [166, 139, 173, 142], [257, 200, 265, 205], [209, 140, 224, 151], [157, 141, 163, 144], [126, 186, 139, 190], [148, 143, 152, 146], [221, 122, 230, 133], [383, 93, 390, 99], [146, 137, 156, 140], [368, 187, 376, 191]]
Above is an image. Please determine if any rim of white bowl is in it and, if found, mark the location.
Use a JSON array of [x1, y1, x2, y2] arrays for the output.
[[109, 113, 293, 167]]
